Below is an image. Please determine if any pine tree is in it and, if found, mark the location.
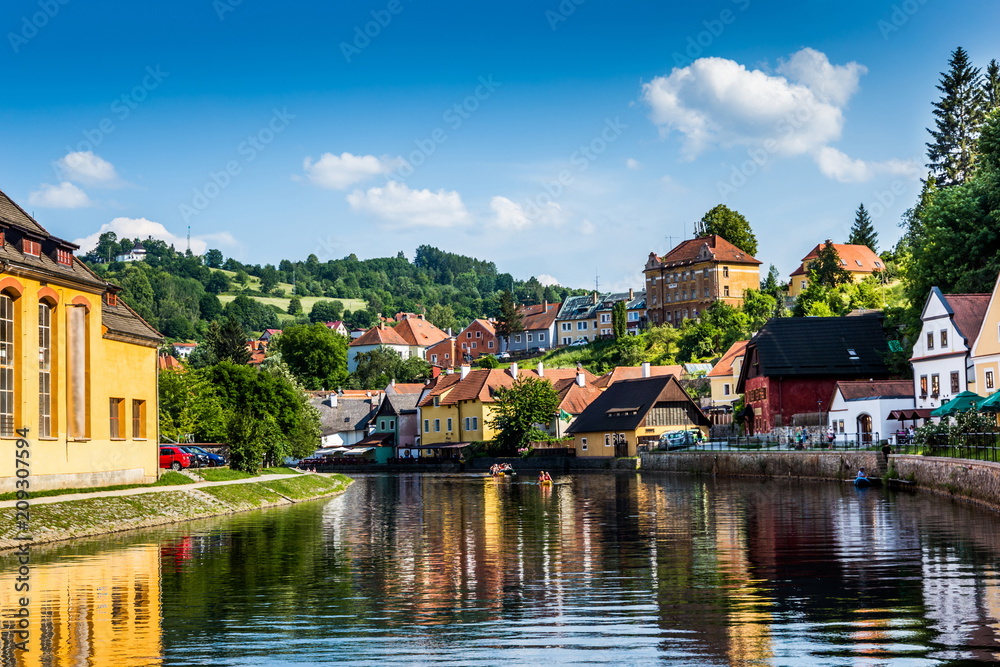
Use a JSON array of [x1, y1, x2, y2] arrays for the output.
[[847, 203, 878, 253], [985, 59, 1000, 112], [927, 47, 986, 186]]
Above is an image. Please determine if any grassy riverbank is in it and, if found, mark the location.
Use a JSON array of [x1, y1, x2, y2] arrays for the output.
[[0, 472, 351, 551]]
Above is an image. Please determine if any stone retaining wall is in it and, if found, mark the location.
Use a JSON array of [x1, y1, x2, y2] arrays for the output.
[[641, 451, 1000, 512]]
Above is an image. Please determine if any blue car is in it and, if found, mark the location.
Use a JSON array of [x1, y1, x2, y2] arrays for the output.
[[181, 445, 226, 467]]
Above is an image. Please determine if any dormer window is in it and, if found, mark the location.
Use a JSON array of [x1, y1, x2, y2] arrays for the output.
[[56, 248, 73, 266], [856, 259, 863, 266], [847, 348, 859, 360], [22, 238, 40, 257], [104, 292, 118, 307], [840, 259, 847, 265]]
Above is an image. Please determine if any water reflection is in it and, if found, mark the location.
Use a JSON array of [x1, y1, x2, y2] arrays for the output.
[[5, 473, 1000, 664]]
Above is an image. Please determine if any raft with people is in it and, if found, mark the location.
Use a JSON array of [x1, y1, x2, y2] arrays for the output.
[[490, 463, 516, 477], [537, 471, 553, 486]]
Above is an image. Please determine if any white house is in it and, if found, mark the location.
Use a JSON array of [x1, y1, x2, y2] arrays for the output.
[[910, 287, 990, 413], [115, 241, 147, 263], [827, 380, 914, 445], [312, 392, 379, 448]]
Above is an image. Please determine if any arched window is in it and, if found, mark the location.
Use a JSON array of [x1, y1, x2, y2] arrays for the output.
[[38, 301, 53, 437], [0, 292, 14, 436]]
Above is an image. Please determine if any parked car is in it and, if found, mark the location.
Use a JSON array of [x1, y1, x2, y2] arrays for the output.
[[182, 445, 226, 467], [658, 430, 695, 450], [569, 339, 588, 347], [497, 352, 511, 360], [159, 445, 195, 471]]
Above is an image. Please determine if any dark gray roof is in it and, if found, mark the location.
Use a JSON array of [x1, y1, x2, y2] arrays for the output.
[[567, 375, 709, 434], [558, 294, 602, 321], [376, 392, 420, 417], [312, 396, 378, 436], [0, 188, 48, 236], [741, 314, 890, 380], [102, 299, 162, 346]]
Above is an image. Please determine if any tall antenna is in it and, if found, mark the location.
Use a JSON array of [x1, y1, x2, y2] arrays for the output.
[[595, 270, 600, 293], [665, 235, 677, 250], [186, 226, 191, 253]]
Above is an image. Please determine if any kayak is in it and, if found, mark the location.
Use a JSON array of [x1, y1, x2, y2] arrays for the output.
[[853, 476, 881, 488], [538, 479, 552, 486]]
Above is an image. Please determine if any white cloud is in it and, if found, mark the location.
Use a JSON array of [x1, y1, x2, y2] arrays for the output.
[[303, 152, 406, 190], [537, 274, 560, 287], [489, 195, 566, 231], [812, 146, 919, 183], [28, 182, 93, 208], [626, 158, 642, 170], [56, 151, 120, 186], [73, 217, 237, 255], [347, 181, 470, 228], [642, 48, 863, 158]]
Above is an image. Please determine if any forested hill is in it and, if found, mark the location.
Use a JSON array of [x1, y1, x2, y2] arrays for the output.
[[82, 236, 587, 341]]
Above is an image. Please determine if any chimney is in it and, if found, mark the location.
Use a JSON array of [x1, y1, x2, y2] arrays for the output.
[[537, 361, 544, 377], [543, 300, 548, 311], [460, 365, 471, 379], [390, 378, 396, 387], [326, 393, 338, 408], [576, 370, 586, 387], [510, 362, 518, 379], [642, 362, 651, 378], [628, 288, 634, 300], [592, 291, 598, 304]]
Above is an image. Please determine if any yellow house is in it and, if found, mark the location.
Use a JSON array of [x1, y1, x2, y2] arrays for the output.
[[971, 272, 1000, 398], [787, 241, 885, 298], [707, 340, 748, 406], [566, 375, 710, 457], [0, 189, 161, 492], [416, 365, 594, 452]]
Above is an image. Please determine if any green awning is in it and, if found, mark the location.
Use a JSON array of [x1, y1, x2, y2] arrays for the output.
[[930, 391, 984, 417]]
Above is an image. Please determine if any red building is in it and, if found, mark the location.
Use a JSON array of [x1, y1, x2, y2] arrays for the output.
[[736, 314, 892, 433]]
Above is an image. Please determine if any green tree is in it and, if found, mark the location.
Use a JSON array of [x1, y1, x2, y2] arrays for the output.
[[494, 291, 523, 352], [205, 271, 230, 294], [985, 59, 1000, 113], [270, 323, 348, 390], [119, 266, 156, 325], [351, 345, 431, 389], [158, 367, 227, 442], [847, 203, 878, 252], [224, 294, 279, 331], [927, 46, 986, 186], [206, 316, 251, 364], [614, 335, 644, 366], [612, 300, 627, 339], [309, 300, 344, 324], [810, 241, 852, 288], [427, 303, 458, 332], [226, 410, 278, 473], [696, 204, 758, 257], [260, 265, 280, 293], [288, 296, 303, 315], [204, 248, 224, 268], [488, 375, 560, 454], [741, 288, 776, 331]]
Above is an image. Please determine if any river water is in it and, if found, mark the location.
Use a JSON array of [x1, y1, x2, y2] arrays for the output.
[[4, 472, 1000, 666]]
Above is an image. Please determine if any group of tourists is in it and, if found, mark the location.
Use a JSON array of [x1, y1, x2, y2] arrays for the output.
[[490, 463, 515, 476], [537, 471, 552, 484]]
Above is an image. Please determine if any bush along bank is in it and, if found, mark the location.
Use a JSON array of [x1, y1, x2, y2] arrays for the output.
[[0, 473, 351, 551]]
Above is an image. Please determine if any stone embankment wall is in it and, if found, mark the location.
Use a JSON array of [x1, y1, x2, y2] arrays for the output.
[[640, 450, 881, 480], [641, 451, 1000, 512]]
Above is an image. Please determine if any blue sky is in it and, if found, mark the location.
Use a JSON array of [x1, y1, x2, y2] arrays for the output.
[[2, 0, 998, 291]]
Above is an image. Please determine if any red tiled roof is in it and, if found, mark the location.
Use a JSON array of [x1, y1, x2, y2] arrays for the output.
[[462, 318, 496, 336], [835, 380, 914, 401], [518, 302, 561, 330], [350, 324, 410, 347], [389, 383, 425, 394], [554, 381, 602, 414], [707, 340, 748, 378], [593, 365, 683, 388], [394, 317, 449, 347], [790, 243, 883, 278], [655, 235, 761, 267], [417, 373, 463, 407], [942, 294, 991, 344], [158, 354, 182, 370], [425, 367, 598, 407]]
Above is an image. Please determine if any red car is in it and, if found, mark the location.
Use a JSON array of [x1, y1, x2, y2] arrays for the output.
[[160, 445, 194, 471]]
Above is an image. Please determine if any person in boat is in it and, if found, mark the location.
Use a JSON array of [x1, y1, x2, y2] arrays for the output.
[[856, 467, 868, 480], [538, 471, 552, 483]]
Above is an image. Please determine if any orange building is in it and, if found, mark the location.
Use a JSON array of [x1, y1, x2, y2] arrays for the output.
[[644, 235, 761, 327], [787, 241, 885, 297]]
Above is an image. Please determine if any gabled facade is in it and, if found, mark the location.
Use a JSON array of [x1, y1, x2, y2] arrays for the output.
[[457, 318, 498, 361], [347, 324, 412, 372], [787, 241, 885, 297], [554, 292, 639, 346], [707, 340, 748, 406], [509, 302, 560, 352], [0, 188, 162, 492], [323, 320, 348, 337], [366, 392, 420, 462], [971, 273, 1000, 398], [736, 314, 892, 433], [626, 290, 647, 334], [827, 380, 914, 442], [643, 235, 761, 328], [311, 392, 379, 448], [426, 337, 457, 369], [566, 375, 710, 457], [910, 288, 989, 411]]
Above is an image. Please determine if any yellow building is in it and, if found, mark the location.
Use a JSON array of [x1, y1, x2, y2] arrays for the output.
[[707, 340, 748, 406], [644, 235, 762, 328], [566, 375, 710, 457], [971, 273, 1000, 398], [416, 365, 594, 452], [0, 189, 161, 492], [787, 240, 885, 297]]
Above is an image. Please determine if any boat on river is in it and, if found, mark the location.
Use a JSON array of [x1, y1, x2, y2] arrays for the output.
[[853, 476, 882, 488]]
